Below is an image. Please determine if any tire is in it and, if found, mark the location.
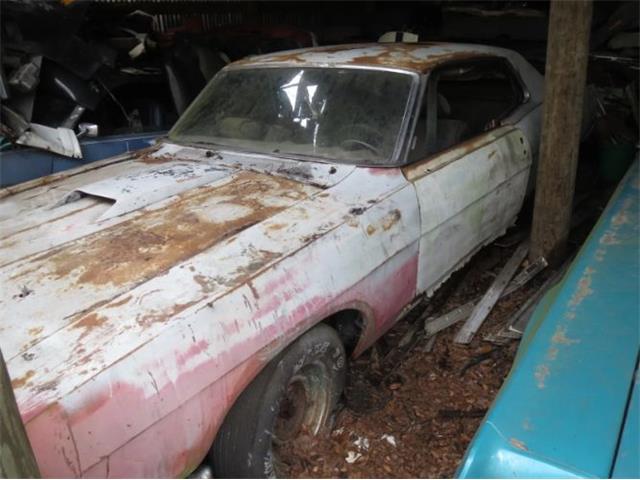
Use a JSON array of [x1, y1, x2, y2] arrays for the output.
[[211, 324, 346, 478]]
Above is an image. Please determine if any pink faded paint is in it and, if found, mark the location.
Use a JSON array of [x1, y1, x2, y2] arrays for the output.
[[176, 339, 210, 368], [23, 245, 419, 478], [27, 405, 81, 478], [332, 247, 419, 354]]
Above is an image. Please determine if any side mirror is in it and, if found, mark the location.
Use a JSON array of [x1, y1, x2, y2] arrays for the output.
[[77, 122, 99, 138]]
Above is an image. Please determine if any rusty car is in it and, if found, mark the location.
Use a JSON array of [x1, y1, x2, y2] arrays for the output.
[[0, 42, 543, 478]]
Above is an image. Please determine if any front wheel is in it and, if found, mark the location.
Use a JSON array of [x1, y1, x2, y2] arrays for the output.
[[211, 324, 346, 478]]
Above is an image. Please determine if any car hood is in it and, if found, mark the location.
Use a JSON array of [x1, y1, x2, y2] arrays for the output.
[[0, 141, 356, 267], [0, 142, 358, 415]]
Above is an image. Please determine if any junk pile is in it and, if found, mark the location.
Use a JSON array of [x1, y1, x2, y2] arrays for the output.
[[0, 1, 315, 159]]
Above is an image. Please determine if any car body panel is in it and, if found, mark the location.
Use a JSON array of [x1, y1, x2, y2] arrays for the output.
[[0, 43, 544, 478], [404, 126, 531, 295], [612, 367, 639, 478], [2, 144, 420, 476], [457, 158, 640, 479]]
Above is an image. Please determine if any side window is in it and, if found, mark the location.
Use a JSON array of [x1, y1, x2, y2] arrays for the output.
[[432, 59, 525, 153], [407, 58, 526, 162], [407, 84, 429, 163]]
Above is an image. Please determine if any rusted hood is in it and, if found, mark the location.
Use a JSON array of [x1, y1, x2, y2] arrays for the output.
[[0, 143, 358, 417], [0, 142, 353, 268]]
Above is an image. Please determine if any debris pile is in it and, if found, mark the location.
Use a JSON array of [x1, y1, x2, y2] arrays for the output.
[[0, 1, 316, 158]]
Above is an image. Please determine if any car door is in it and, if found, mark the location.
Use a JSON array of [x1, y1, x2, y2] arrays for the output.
[[402, 57, 533, 296]]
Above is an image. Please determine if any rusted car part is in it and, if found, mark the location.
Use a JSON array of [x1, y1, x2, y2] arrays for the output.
[[1, 43, 543, 478]]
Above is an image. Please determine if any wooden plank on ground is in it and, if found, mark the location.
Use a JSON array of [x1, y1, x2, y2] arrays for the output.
[[424, 254, 547, 337], [425, 303, 475, 336], [454, 243, 529, 344]]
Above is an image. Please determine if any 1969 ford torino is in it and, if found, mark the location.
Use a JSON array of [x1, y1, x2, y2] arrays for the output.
[[0, 43, 543, 478]]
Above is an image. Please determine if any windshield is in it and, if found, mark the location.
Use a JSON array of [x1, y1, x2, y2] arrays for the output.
[[169, 67, 414, 165]]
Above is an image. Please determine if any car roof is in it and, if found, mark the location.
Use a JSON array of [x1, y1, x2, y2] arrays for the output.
[[229, 42, 520, 73]]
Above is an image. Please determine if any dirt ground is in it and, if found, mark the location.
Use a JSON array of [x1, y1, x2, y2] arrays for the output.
[[278, 202, 604, 478]]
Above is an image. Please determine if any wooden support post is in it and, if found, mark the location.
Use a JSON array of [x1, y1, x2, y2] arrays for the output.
[[0, 349, 40, 478], [530, 0, 593, 264]]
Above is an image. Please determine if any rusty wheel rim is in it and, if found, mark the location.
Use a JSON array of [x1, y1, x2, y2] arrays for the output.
[[271, 362, 331, 473]]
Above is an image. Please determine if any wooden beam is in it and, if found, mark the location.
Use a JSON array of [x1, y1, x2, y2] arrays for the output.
[[454, 243, 529, 344], [0, 349, 40, 478], [530, 0, 593, 264], [424, 255, 547, 337]]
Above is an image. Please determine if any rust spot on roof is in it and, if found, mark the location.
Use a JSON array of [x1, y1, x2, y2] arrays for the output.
[[233, 43, 489, 73], [348, 48, 482, 72]]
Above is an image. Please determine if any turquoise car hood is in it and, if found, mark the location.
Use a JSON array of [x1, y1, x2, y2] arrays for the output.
[[458, 158, 639, 478]]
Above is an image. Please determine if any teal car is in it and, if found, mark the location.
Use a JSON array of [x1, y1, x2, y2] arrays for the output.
[[458, 157, 639, 478]]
